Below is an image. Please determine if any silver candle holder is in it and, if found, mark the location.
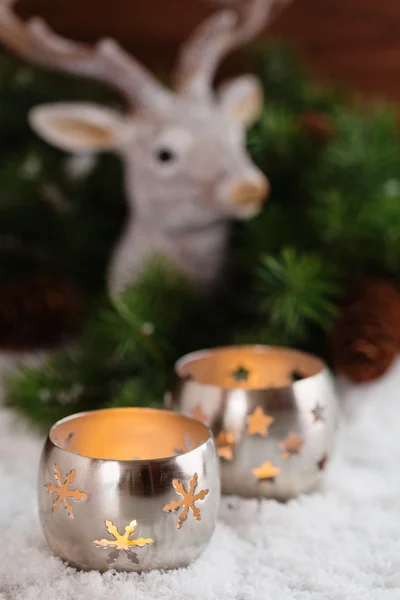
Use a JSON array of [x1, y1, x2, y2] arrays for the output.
[[168, 345, 339, 501], [39, 407, 220, 572]]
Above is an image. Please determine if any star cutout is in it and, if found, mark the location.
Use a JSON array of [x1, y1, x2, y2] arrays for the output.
[[93, 519, 153, 565], [317, 454, 328, 471], [232, 365, 250, 381], [45, 464, 87, 518], [312, 403, 325, 422], [163, 473, 209, 529], [215, 430, 235, 461], [279, 432, 304, 459], [290, 370, 304, 382], [251, 461, 281, 482], [191, 404, 208, 424], [247, 407, 274, 436]]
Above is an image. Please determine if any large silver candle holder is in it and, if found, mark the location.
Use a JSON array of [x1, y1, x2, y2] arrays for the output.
[[168, 346, 339, 501], [39, 407, 220, 572]]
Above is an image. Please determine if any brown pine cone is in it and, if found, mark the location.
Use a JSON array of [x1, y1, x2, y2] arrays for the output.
[[0, 273, 84, 350], [297, 111, 335, 146], [331, 278, 400, 383]]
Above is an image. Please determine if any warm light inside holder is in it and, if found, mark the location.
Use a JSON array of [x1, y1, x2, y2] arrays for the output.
[[176, 346, 325, 389], [50, 407, 209, 461]]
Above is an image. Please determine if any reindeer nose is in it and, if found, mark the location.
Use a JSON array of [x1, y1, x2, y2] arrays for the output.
[[230, 177, 270, 216]]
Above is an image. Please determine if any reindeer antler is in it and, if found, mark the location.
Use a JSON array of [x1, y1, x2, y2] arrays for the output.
[[175, 0, 292, 99], [0, 0, 172, 111]]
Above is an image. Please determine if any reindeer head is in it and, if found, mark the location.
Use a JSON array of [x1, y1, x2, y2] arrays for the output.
[[0, 1, 286, 231], [30, 71, 267, 230]]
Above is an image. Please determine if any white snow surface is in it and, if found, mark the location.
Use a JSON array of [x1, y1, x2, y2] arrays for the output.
[[2, 356, 400, 599]]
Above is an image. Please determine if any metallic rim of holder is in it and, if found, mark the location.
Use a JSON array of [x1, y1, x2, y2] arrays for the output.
[[39, 407, 221, 572], [174, 344, 327, 391], [48, 406, 212, 461]]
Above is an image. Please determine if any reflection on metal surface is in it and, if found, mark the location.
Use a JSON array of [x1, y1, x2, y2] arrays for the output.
[[163, 473, 209, 529], [93, 519, 153, 565], [279, 432, 304, 460], [247, 407, 274, 436], [215, 431, 234, 461], [312, 403, 325, 423], [251, 461, 281, 482], [45, 465, 87, 518]]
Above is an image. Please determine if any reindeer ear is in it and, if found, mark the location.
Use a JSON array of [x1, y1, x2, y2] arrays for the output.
[[218, 75, 263, 127], [29, 103, 129, 153]]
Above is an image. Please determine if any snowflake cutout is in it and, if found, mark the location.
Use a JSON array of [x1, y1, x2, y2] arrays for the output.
[[174, 433, 193, 456], [45, 465, 87, 518], [53, 432, 74, 450], [163, 473, 209, 529], [93, 519, 153, 566]]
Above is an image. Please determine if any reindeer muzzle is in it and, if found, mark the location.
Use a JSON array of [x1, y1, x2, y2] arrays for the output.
[[230, 176, 270, 218]]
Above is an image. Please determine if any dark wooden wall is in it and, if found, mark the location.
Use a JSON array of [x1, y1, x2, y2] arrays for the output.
[[17, 0, 400, 102]]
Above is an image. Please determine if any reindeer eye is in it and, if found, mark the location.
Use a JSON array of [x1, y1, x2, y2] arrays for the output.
[[156, 147, 176, 163]]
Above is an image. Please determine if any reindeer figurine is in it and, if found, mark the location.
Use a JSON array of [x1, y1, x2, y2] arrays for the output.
[[0, 0, 286, 296]]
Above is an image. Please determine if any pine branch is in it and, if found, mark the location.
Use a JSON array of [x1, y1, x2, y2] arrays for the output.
[[255, 247, 341, 341]]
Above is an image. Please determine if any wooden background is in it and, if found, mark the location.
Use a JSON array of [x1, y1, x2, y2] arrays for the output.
[[17, 0, 400, 102]]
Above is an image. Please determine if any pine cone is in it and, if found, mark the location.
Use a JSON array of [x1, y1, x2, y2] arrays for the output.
[[0, 273, 84, 350], [331, 278, 400, 383], [297, 111, 335, 146]]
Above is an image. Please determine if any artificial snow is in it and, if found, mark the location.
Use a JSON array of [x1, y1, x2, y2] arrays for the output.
[[2, 357, 400, 599]]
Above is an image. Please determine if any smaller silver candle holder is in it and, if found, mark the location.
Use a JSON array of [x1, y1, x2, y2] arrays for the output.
[[167, 345, 339, 501], [39, 407, 220, 572]]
